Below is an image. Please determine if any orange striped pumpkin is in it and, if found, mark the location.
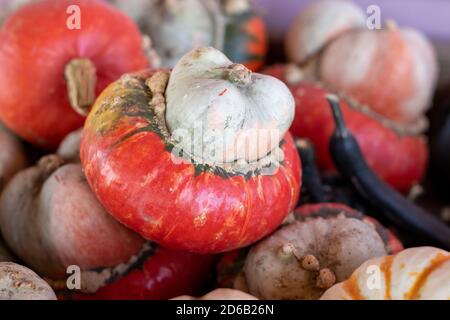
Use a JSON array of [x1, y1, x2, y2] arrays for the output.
[[320, 247, 450, 300]]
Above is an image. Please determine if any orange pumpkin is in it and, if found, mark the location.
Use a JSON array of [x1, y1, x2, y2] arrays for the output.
[[81, 48, 300, 253], [319, 26, 438, 124]]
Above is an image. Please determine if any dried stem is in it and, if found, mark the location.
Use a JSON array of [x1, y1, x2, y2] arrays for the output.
[[64, 58, 97, 116]]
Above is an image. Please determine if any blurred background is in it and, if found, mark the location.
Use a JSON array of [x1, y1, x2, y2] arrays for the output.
[[257, 0, 450, 92], [258, 0, 450, 40]]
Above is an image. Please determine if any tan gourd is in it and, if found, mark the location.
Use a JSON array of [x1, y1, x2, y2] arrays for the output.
[[244, 214, 387, 300], [0, 155, 144, 279]]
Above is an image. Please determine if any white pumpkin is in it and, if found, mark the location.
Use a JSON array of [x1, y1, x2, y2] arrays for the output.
[[110, 0, 223, 68], [285, 0, 365, 64], [166, 47, 295, 164], [320, 247, 450, 300]]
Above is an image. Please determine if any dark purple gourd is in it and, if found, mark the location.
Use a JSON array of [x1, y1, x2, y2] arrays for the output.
[[327, 95, 450, 250]]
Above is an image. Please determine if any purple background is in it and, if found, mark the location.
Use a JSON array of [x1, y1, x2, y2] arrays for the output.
[[2, 0, 449, 39], [256, 0, 450, 40]]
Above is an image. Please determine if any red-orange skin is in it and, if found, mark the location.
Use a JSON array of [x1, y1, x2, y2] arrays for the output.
[[224, 13, 268, 72], [81, 69, 301, 254], [71, 248, 214, 300], [345, 32, 414, 122], [241, 16, 268, 72], [0, 0, 149, 149], [294, 203, 403, 254], [265, 65, 428, 193]]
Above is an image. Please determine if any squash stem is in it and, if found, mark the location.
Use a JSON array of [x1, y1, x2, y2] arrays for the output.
[[327, 94, 349, 138], [226, 63, 252, 87], [64, 58, 97, 116]]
